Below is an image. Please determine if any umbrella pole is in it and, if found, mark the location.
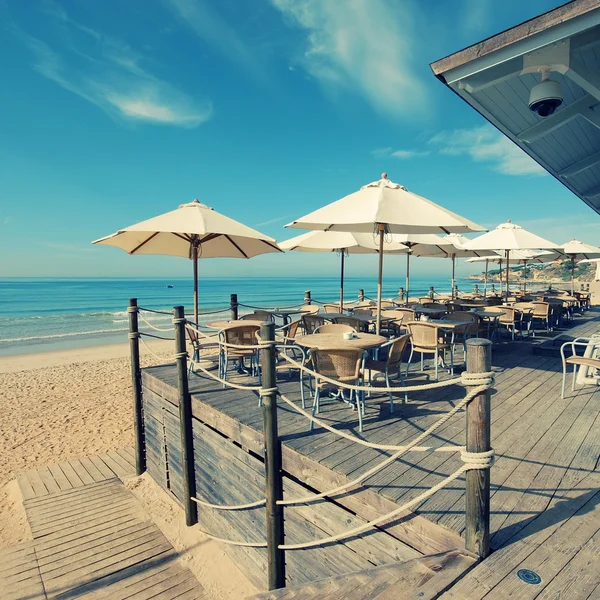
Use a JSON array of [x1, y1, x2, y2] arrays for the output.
[[405, 252, 410, 307], [340, 250, 345, 312], [506, 250, 510, 300], [193, 245, 199, 325], [484, 260, 488, 298], [523, 261, 527, 294], [571, 256, 575, 296], [376, 226, 384, 335], [451, 254, 456, 299]]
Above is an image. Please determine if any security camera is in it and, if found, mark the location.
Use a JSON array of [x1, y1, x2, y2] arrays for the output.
[[529, 70, 563, 117]]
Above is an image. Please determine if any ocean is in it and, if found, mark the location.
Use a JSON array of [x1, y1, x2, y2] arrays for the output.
[[0, 277, 478, 355]]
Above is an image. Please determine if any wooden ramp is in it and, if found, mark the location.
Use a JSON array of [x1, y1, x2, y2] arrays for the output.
[[250, 549, 476, 600], [3, 452, 206, 600]]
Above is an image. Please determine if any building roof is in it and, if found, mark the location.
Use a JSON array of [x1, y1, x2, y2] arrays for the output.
[[430, 0, 600, 214]]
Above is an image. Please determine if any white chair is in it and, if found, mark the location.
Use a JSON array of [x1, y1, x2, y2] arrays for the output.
[[560, 337, 600, 399]]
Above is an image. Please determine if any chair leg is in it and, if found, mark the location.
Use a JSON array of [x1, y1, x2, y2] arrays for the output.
[[435, 348, 439, 381], [572, 364, 578, 392], [421, 353, 424, 372], [561, 365, 567, 399], [386, 370, 393, 413], [407, 347, 414, 377], [300, 369, 305, 409], [356, 390, 363, 432], [310, 389, 320, 431]]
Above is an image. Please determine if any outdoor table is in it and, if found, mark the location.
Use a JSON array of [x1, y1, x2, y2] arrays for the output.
[[413, 306, 448, 318], [269, 308, 310, 326], [470, 309, 504, 343], [320, 312, 388, 332], [295, 332, 386, 351]]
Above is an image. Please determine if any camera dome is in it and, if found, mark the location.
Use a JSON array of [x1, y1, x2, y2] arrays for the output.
[[528, 78, 563, 117]]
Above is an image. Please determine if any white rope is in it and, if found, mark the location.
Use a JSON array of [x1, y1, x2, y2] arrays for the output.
[[139, 335, 172, 363], [196, 529, 267, 548], [278, 353, 491, 394], [277, 379, 491, 505], [138, 310, 173, 333], [279, 450, 494, 550], [189, 356, 264, 392], [192, 496, 266, 511]]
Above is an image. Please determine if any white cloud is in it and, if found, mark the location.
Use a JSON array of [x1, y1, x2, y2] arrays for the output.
[[14, 8, 212, 128], [270, 0, 426, 118], [372, 147, 429, 159], [429, 126, 547, 176], [461, 0, 492, 34]]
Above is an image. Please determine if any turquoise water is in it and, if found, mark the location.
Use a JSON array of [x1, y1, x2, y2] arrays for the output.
[[0, 277, 477, 355]]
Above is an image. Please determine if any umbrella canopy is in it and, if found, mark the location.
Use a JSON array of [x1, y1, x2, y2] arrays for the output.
[[279, 230, 408, 310], [287, 175, 486, 332], [462, 221, 560, 298], [560, 239, 600, 294], [93, 199, 282, 323]]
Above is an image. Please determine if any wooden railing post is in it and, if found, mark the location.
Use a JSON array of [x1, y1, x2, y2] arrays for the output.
[[128, 298, 145, 476], [304, 290, 311, 305], [230, 293, 238, 321], [465, 338, 492, 559], [474, 284, 479, 295], [399, 287, 404, 302], [174, 305, 198, 527], [358, 289, 365, 302], [429, 286, 434, 299], [260, 322, 286, 590], [491, 283, 496, 295]]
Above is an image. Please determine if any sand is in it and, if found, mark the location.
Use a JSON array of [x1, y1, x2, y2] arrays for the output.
[[0, 340, 256, 599]]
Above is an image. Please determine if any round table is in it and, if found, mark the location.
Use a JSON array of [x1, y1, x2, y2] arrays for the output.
[[206, 319, 265, 330], [269, 309, 309, 325], [295, 332, 386, 350], [414, 306, 448, 317]]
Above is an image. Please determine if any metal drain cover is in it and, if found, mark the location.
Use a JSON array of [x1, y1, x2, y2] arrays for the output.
[[517, 569, 541, 584]]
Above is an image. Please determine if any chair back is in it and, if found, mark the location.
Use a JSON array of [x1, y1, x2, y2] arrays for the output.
[[392, 308, 416, 322], [300, 305, 319, 315], [240, 311, 273, 322], [381, 310, 406, 321], [380, 300, 397, 309], [223, 325, 261, 347], [311, 347, 364, 384], [302, 314, 326, 333], [314, 323, 355, 334], [496, 306, 517, 324], [532, 301, 550, 317], [352, 308, 375, 317], [386, 335, 411, 369], [283, 320, 301, 341], [333, 316, 362, 330], [323, 304, 340, 313], [405, 322, 440, 350], [418, 297, 432, 304]]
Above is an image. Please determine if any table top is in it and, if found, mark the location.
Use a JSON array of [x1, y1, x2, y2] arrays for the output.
[[413, 306, 448, 315], [471, 309, 505, 318], [269, 308, 308, 316], [206, 319, 265, 330], [425, 319, 473, 329], [321, 312, 382, 323], [295, 332, 387, 350]]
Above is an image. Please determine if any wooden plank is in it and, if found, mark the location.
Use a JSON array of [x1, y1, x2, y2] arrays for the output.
[[87, 454, 118, 480], [17, 473, 36, 500], [77, 456, 108, 483], [55, 460, 85, 488], [67, 458, 96, 485], [37, 466, 61, 494], [96, 451, 129, 478], [25, 469, 49, 497]]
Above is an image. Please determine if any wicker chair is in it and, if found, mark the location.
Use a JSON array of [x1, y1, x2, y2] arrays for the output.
[[302, 314, 326, 334], [530, 302, 551, 335], [240, 311, 273, 322], [314, 323, 355, 334], [560, 338, 600, 398], [495, 306, 521, 340], [352, 308, 376, 317], [333, 316, 363, 332], [323, 304, 340, 313], [300, 305, 319, 315], [365, 335, 410, 412], [218, 325, 261, 385], [405, 322, 453, 380], [309, 347, 366, 431], [380, 310, 406, 337], [440, 312, 477, 364], [380, 300, 398, 309]]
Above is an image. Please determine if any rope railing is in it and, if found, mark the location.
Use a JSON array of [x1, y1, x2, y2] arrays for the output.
[[237, 301, 306, 311], [129, 298, 495, 572]]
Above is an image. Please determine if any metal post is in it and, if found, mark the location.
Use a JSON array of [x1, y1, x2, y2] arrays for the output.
[[304, 290, 311, 305], [491, 283, 495, 295], [474, 284, 479, 296], [128, 298, 145, 476], [429, 286, 434, 300], [358, 288, 365, 302], [260, 323, 286, 589], [230, 293, 238, 321], [399, 287, 404, 302], [174, 306, 198, 526], [339, 251, 345, 312], [465, 338, 492, 559]]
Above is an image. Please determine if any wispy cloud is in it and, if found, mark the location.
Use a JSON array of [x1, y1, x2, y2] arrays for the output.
[[461, 0, 492, 35], [253, 215, 293, 228], [270, 0, 426, 118], [165, 0, 267, 81], [372, 147, 429, 160], [12, 5, 212, 128], [429, 126, 547, 176]]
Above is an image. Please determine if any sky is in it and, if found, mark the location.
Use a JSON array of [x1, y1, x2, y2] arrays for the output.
[[1, 0, 599, 281]]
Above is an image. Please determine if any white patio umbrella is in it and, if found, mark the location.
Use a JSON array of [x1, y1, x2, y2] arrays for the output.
[[468, 249, 561, 295], [93, 199, 282, 324], [561, 240, 600, 295], [279, 230, 408, 311], [287, 174, 485, 332], [462, 221, 560, 299]]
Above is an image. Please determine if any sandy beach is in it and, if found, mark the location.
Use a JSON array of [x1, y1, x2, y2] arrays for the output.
[[0, 340, 256, 599]]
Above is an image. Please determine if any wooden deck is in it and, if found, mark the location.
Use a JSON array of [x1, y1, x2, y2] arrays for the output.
[[4, 450, 206, 600], [142, 308, 600, 598]]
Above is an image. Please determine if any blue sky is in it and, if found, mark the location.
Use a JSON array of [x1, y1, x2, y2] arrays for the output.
[[1, 0, 599, 281]]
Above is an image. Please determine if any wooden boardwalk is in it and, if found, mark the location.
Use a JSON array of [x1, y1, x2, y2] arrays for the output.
[[142, 308, 600, 598], [4, 450, 206, 600]]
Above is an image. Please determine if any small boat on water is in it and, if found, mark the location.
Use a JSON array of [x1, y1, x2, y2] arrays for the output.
[[167, 285, 174, 288]]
